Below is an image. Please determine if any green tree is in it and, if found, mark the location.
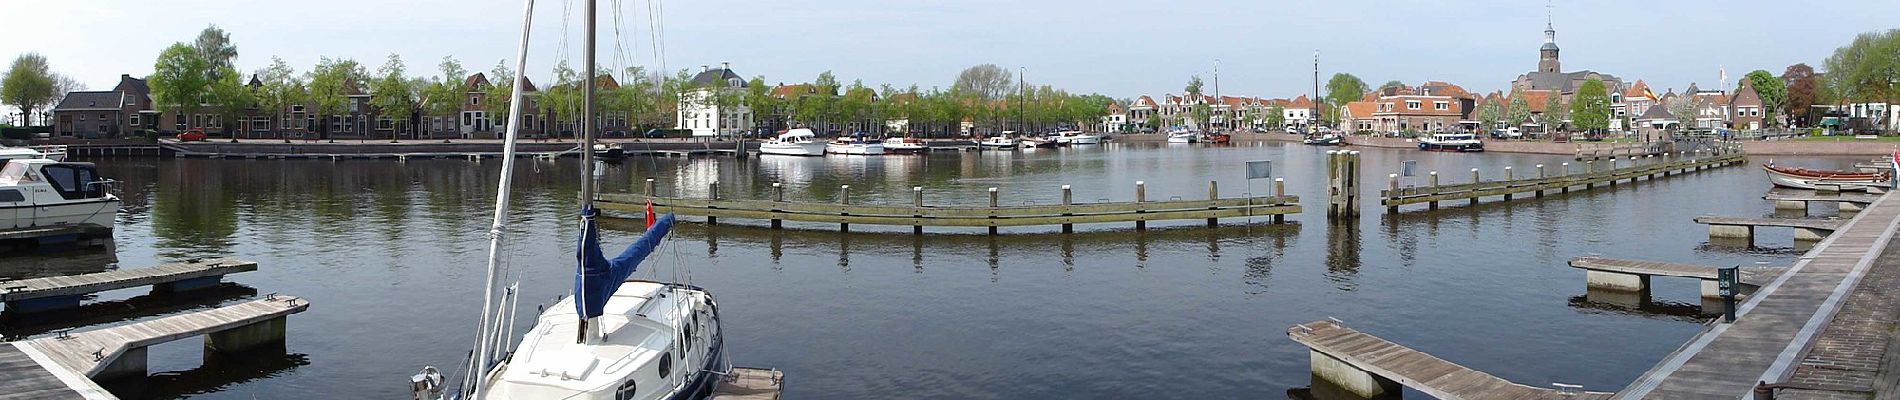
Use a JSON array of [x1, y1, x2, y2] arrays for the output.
[[1823, 29, 1900, 105], [1183, 75, 1206, 128], [307, 57, 366, 141], [1570, 79, 1611, 133], [1543, 94, 1567, 131], [1264, 105, 1286, 128], [1743, 69, 1786, 126], [1, 53, 59, 126], [255, 56, 303, 141], [1505, 89, 1530, 127], [1476, 97, 1502, 131], [482, 60, 514, 130], [1380, 80, 1405, 90], [205, 65, 253, 138], [1324, 73, 1370, 108], [150, 43, 211, 118], [543, 60, 581, 139], [422, 56, 467, 140], [952, 64, 1014, 100], [370, 53, 416, 142]]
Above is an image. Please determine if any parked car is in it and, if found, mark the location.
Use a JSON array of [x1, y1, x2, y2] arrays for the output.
[[176, 129, 207, 142]]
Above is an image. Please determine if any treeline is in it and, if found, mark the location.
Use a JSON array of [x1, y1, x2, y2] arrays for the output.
[[701, 64, 1115, 137]]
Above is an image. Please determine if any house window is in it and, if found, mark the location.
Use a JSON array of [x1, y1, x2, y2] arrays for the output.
[[129, 114, 139, 126], [1406, 101, 1420, 110], [470, 96, 480, 105], [78, 114, 86, 122], [378, 116, 393, 130], [292, 105, 305, 113], [1434, 102, 1448, 110]]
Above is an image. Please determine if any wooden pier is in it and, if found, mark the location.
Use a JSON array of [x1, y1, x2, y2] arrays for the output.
[[0, 258, 257, 313], [1288, 319, 1612, 399], [1381, 151, 1744, 213], [1616, 191, 1900, 398], [1692, 216, 1845, 243], [1569, 256, 1782, 308], [1574, 141, 1676, 161], [711, 367, 785, 400], [0, 295, 308, 399], [1764, 191, 1880, 215], [598, 180, 1298, 233]]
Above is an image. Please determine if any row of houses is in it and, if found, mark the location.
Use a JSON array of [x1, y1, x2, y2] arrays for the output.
[[49, 71, 644, 140]]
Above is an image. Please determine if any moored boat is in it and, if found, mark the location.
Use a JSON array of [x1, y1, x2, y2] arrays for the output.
[[1762, 162, 1891, 191], [1020, 137, 1057, 149], [1166, 129, 1199, 143], [1303, 134, 1343, 146], [882, 137, 927, 153], [1418, 133, 1483, 152], [1, 158, 119, 231], [978, 136, 1019, 148], [759, 129, 827, 156], [825, 137, 886, 155], [1055, 130, 1102, 145]]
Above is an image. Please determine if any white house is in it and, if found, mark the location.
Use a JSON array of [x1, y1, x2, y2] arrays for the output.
[[1101, 103, 1127, 132], [676, 63, 752, 138]]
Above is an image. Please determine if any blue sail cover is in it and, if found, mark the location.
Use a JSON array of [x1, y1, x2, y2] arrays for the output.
[[574, 207, 676, 319]]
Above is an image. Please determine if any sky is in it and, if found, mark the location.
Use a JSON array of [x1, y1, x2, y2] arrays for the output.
[[3, 0, 1897, 102]]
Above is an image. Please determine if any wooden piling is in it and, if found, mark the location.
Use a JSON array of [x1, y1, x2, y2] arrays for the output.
[[1469, 168, 1480, 206], [989, 187, 1001, 235], [1273, 178, 1286, 224], [1135, 181, 1147, 231], [644, 178, 657, 197], [770, 182, 783, 229], [1207, 181, 1220, 227], [1503, 167, 1514, 200], [1535, 164, 1546, 197], [1062, 185, 1074, 233], [1428, 171, 1439, 210], [707, 181, 719, 225], [1387, 174, 1400, 213], [913, 186, 925, 235]]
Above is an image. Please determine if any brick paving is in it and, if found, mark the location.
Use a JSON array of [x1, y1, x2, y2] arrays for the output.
[[1781, 232, 1900, 399]]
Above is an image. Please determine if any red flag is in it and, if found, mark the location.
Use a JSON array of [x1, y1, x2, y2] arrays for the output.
[[644, 201, 656, 229]]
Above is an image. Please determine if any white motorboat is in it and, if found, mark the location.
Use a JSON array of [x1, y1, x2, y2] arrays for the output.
[[1056, 131, 1102, 145], [0, 158, 118, 231], [881, 137, 927, 153], [1019, 137, 1057, 149], [978, 136, 1019, 148], [825, 137, 886, 155], [1418, 133, 1484, 152], [0, 145, 66, 164], [759, 129, 827, 156], [421, 1, 751, 399], [1166, 129, 1199, 143]]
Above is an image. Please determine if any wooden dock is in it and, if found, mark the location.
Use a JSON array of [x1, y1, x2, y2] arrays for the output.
[[1381, 151, 1744, 212], [1288, 319, 1613, 399], [1693, 216, 1845, 243], [22, 296, 308, 378], [1616, 191, 1900, 398], [0, 258, 257, 313], [0, 343, 113, 399], [1765, 191, 1881, 215], [1569, 256, 1782, 308], [711, 367, 784, 400], [599, 180, 1298, 233], [1569, 256, 1779, 285]]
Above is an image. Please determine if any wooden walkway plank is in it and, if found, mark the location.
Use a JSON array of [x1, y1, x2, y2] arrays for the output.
[[1692, 216, 1848, 231], [0, 258, 257, 302], [711, 367, 784, 400], [597, 193, 1300, 228], [1288, 320, 1614, 399], [1383, 153, 1744, 208], [24, 296, 308, 377]]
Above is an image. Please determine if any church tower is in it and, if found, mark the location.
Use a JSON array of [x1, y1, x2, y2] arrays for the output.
[[1538, 7, 1561, 73]]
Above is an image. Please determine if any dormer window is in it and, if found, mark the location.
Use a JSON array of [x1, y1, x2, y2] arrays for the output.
[[470, 96, 480, 105]]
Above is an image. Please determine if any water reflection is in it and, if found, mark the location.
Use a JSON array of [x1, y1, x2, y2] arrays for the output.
[[0, 284, 258, 340], [105, 348, 311, 400], [1324, 220, 1361, 290], [0, 245, 118, 280]]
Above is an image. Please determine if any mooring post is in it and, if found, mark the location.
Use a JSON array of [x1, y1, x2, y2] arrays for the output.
[[706, 181, 719, 225], [1207, 180, 1220, 227], [770, 182, 783, 229], [1387, 173, 1400, 213], [839, 184, 851, 232], [1135, 181, 1148, 230], [1609, 158, 1619, 186], [1502, 167, 1514, 200], [1535, 164, 1546, 197], [1428, 171, 1439, 210], [989, 187, 1001, 235], [644, 178, 656, 197], [1062, 185, 1074, 233], [912, 186, 925, 235], [1272, 178, 1286, 223], [1469, 168, 1480, 206]]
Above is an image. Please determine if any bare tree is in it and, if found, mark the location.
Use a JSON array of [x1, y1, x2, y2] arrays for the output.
[[952, 64, 1014, 100]]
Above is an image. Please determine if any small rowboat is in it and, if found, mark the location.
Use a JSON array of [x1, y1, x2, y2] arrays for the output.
[[1762, 163, 1891, 191]]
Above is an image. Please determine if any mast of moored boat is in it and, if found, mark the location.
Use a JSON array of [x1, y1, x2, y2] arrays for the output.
[[470, 0, 538, 397], [576, 0, 598, 344]]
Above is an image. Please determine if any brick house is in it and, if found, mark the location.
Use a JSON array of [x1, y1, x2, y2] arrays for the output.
[[1728, 80, 1765, 130], [50, 74, 156, 138]]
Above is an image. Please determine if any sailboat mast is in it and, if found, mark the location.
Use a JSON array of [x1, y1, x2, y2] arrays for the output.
[[472, 0, 538, 396], [581, 0, 597, 209]]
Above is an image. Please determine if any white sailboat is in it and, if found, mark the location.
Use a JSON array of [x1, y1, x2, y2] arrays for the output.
[[417, 1, 744, 399]]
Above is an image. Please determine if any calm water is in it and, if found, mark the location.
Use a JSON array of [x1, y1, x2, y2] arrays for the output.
[[2, 143, 1859, 399]]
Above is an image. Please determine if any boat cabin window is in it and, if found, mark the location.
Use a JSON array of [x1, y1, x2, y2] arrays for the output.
[[0, 162, 37, 183], [614, 379, 638, 400], [0, 189, 22, 202], [658, 354, 672, 379], [38, 164, 101, 200]]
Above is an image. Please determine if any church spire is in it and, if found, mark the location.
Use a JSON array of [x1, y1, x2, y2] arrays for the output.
[[1538, 0, 1561, 73]]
